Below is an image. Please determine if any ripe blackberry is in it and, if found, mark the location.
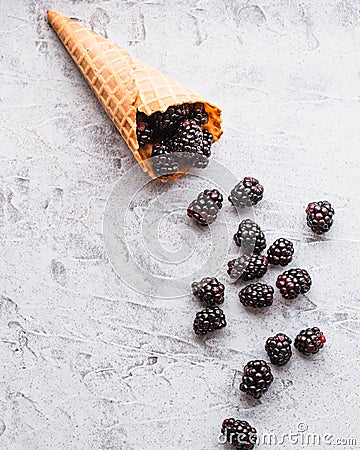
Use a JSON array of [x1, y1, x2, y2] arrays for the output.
[[151, 104, 188, 133], [233, 219, 266, 254], [228, 177, 264, 208], [187, 189, 223, 226], [265, 333, 292, 366], [193, 306, 226, 335], [238, 283, 274, 308], [190, 129, 214, 169], [192, 277, 225, 306], [267, 238, 294, 266], [189, 102, 209, 126], [240, 360, 273, 399], [136, 112, 153, 146], [227, 253, 268, 281], [221, 418, 257, 450], [151, 141, 179, 177], [276, 268, 312, 299], [173, 119, 203, 155], [294, 327, 326, 356], [306, 201, 335, 234]]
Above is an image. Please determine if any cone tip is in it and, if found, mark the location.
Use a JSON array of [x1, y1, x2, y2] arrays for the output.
[[46, 9, 59, 23]]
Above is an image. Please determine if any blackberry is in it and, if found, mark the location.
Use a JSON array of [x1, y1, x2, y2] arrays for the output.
[[294, 327, 326, 356], [187, 189, 223, 226], [151, 104, 188, 133], [221, 418, 257, 450], [267, 238, 294, 266], [265, 333, 292, 366], [233, 219, 266, 254], [151, 141, 179, 177], [240, 360, 273, 399], [227, 253, 268, 281], [306, 201, 335, 234], [189, 102, 209, 126], [136, 112, 153, 146], [173, 119, 203, 155], [192, 277, 225, 306], [228, 177, 264, 208], [193, 306, 226, 335], [276, 268, 312, 299], [238, 283, 274, 308], [190, 129, 214, 169]]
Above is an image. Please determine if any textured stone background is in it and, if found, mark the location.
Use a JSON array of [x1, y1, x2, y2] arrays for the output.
[[1, 0, 360, 449]]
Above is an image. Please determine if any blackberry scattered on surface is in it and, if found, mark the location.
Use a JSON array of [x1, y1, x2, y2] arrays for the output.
[[294, 327, 326, 356], [265, 333, 293, 366], [193, 306, 226, 335], [221, 418, 257, 450], [233, 219, 266, 254], [276, 268, 312, 299], [240, 360, 274, 399], [136, 112, 153, 146], [306, 201, 335, 234], [267, 238, 294, 266], [151, 141, 179, 177], [151, 104, 188, 132], [173, 119, 203, 155], [228, 177, 264, 208], [187, 189, 223, 226], [227, 253, 268, 281], [238, 283, 274, 308], [192, 277, 225, 306]]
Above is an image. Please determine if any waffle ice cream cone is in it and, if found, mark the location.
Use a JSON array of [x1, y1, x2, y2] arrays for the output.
[[47, 10, 223, 181]]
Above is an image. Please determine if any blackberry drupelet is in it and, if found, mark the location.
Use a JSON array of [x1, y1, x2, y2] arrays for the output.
[[187, 189, 223, 226], [233, 219, 266, 254], [267, 238, 294, 266], [151, 104, 188, 133], [240, 360, 273, 399], [136, 112, 153, 146], [221, 418, 257, 450], [151, 141, 179, 177], [294, 327, 326, 356], [228, 177, 264, 208], [193, 306, 226, 335], [306, 201, 335, 234], [265, 333, 292, 366], [192, 277, 225, 306], [276, 268, 312, 299], [227, 253, 268, 281], [238, 283, 274, 308]]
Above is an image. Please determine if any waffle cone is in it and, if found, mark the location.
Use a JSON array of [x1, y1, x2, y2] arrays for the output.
[[47, 10, 223, 181]]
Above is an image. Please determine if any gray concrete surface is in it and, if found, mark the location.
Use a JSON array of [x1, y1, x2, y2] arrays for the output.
[[1, 0, 360, 449]]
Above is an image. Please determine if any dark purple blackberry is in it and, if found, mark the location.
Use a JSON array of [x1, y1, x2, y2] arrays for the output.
[[228, 177, 264, 208], [221, 418, 257, 450], [267, 238, 294, 266], [136, 112, 153, 146], [192, 277, 225, 306], [238, 283, 274, 308], [187, 189, 223, 226], [240, 360, 273, 399], [306, 201, 335, 234], [189, 102, 209, 126], [294, 327, 326, 356], [227, 253, 268, 281], [189, 129, 214, 169], [193, 306, 226, 335], [173, 119, 203, 155], [151, 141, 179, 177], [265, 333, 292, 366], [151, 104, 188, 133], [233, 219, 266, 254], [276, 268, 312, 299]]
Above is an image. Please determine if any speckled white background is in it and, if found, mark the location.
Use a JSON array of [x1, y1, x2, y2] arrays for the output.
[[1, 0, 360, 449]]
